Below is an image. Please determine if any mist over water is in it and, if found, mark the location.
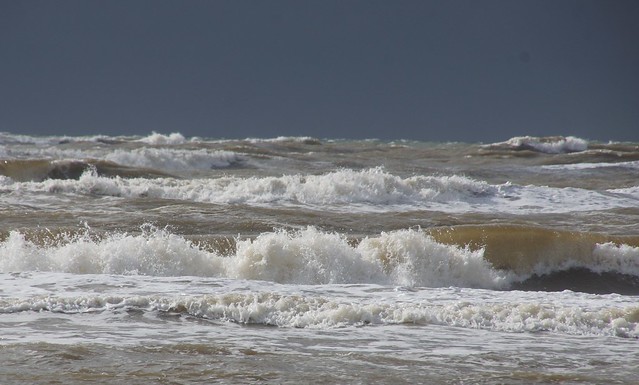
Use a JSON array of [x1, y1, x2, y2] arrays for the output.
[[1, 132, 639, 383]]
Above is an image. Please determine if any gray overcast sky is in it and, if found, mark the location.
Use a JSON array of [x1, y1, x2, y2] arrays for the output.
[[1, 0, 638, 142]]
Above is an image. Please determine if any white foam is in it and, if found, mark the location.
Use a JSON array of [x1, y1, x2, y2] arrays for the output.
[[0, 227, 225, 276], [4, 225, 638, 286], [1, 290, 636, 337], [495, 136, 588, 153], [5, 167, 637, 214], [9, 166, 496, 206], [104, 148, 243, 171], [227, 228, 385, 284], [136, 132, 188, 145], [0, 132, 115, 146], [0, 132, 65, 146], [608, 185, 639, 197], [0, 226, 510, 289], [541, 160, 639, 171], [590, 243, 639, 275], [145, 293, 639, 337], [357, 229, 507, 288]]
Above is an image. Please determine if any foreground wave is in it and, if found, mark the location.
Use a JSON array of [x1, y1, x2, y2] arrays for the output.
[[2, 225, 638, 294]]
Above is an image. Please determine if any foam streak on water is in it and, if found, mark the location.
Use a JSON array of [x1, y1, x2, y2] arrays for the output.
[[1, 133, 639, 384]]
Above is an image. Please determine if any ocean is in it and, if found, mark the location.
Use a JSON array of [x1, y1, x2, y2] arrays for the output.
[[1, 132, 638, 384]]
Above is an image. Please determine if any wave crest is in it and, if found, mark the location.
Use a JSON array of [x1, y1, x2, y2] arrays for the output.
[[12, 167, 495, 208], [136, 132, 188, 145], [0, 226, 508, 289], [105, 148, 244, 171], [3, 225, 638, 294], [1, 291, 637, 337], [489, 136, 588, 154]]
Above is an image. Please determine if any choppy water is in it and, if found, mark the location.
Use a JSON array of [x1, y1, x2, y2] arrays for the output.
[[1, 132, 638, 384]]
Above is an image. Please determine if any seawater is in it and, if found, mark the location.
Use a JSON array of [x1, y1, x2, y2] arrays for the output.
[[1, 132, 638, 384]]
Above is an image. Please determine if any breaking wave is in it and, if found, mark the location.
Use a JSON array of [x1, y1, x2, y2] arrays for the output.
[[1, 167, 637, 214], [1, 291, 637, 337], [0, 148, 246, 181], [136, 132, 188, 145], [104, 148, 244, 171], [487, 136, 589, 154], [0, 226, 504, 289], [1, 225, 638, 294]]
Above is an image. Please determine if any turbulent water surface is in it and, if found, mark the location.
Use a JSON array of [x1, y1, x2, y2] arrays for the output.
[[1, 132, 638, 384]]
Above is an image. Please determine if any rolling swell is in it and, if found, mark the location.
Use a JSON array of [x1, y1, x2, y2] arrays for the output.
[[428, 225, 639, 294], [480, 136, 639, 165], [510, 269, 639, 295], [483, 136, 588, 154], [0, 159, 172, 181]]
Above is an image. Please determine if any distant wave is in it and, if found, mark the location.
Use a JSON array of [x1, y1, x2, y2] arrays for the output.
[[0, 131, 194, 146], [0, 149, 246, 181], [104, 148, 245, 171], [136, 132, 188, 145], [0, 159, 172, 182], [2, 225, 638, 294], [98, 131, 322, 146], [486, 136, 589, 154], [246, 136, 322, 145], [0, 132, 113, 146]]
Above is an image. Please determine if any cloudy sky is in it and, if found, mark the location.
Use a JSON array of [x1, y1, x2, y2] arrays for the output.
[[1, 0, 638, 142]]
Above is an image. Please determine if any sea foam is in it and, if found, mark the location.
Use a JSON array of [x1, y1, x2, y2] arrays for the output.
[[3, 226, 639, 290], [492, 136, 588, 153], [4, 167, 637, 214], [0, 226, 509, 289], [1, 289, 637, 337], [137, 132, 187, 145], [105, 148, 244, 171], [0, 227, 224, 276], [2, 167, 498, 206], [541, 160, 639, 171]]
